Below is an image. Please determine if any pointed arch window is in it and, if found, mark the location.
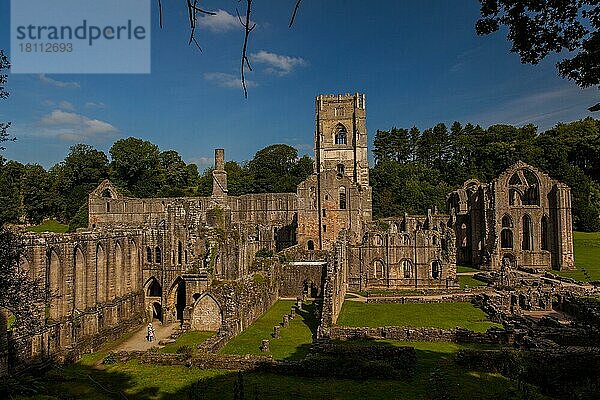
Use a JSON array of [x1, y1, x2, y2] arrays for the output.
[[335, 124, 348, 145], [155, 246, 162, 264], [541, 215, 550, 250], [522, 214, 533, 251], [373, 260, 385, 279], [431, 261, 441, 279], [402, 260, 412, 278]]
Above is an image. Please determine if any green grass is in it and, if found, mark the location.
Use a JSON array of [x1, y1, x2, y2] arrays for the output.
[[554, 231, 600, 282], [159, 331, 215, 354], [337, 301, 501, 333], [21, 339, 541, 400], [458, 275, 487, 289], [26, 220, 68, 233], [220, 300, 317, 360], [457, 265, 479, 273]]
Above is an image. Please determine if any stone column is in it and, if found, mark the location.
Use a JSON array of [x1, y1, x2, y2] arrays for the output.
[[273, 326, 280, 339], [282, 315, 289, 328], [261, 339, 270, 352]]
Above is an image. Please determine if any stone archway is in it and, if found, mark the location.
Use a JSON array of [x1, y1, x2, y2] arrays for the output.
[[191, 294, 222, 331]]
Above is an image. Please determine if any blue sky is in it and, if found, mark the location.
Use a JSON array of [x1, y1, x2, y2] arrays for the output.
[[0, 0, 597, 170]]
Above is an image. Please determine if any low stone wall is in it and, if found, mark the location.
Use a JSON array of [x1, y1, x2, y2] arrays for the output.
[[116, 351, 275, 371], [366, 293, 478, 304], [328, 325, 507, 344]]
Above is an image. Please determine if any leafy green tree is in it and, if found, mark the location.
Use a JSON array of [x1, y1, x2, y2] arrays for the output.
[[109, 137, 162, 197], [373, 127, 411, 164], [157, 150, 189, 197], [476, 0, 600, 89], [0, 160, 24, 225], [248, 144, 312, 193], [21, 164, 55, 225], [54, 144, 109, 222]]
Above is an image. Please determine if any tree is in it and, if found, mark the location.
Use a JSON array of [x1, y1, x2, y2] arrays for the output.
[[476, 0, 600, 89], [54, 144, 109, 222], [0, 227, 47, 332], [21, 164, 55, 225], [248, 144, 312, 193], [0, 50, 13, 152], [109, 137, 163, 197], [0, 160, 24, 225]]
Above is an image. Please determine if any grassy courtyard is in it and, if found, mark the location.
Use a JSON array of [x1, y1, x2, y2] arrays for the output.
[[555, 231, 600, 281], [337, 301, 501, 332], [159, 331, 215, 354], [220, 300, 317, 360], [26, 219, 68, 233]]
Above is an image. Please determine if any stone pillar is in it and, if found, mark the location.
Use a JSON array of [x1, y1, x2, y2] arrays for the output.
[[290, 307, 296, 319], [555, 184, 575, 270], [261, 339, 270, 352], [212, 149, 228, 201], [296, 298, 302, 310], [273, 326, 280, 339], [282, 315, 289, 328]]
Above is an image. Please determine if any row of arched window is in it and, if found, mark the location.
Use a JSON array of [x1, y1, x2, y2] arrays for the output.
[[372, 259, 442, 280], [500, 214, 550, 251], [147, 241, 188, 265], [43, 240, 140, 320]]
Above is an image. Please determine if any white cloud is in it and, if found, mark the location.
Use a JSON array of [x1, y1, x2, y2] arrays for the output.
[[38, 74, 80, 89], [199, 9, 251, 32], [249, 50, 307, 76], [39, 110, 117, 141], [58, 100, 75, 111], [190, 156, 215, 168], [203, 72, 257, 89], [85, 101, 106, 109]]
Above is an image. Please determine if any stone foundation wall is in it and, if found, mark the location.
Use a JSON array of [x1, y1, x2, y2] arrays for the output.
[[328, 325, 506, 344]]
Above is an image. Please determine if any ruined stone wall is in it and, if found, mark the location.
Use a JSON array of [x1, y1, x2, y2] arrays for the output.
[[9, 229, 147, 367], [346, 216, 457, 291], [448, 162, 575, 271], [319, 233, 348, 335]]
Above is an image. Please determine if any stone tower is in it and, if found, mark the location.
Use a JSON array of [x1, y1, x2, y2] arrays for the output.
[[212, 148, 228, 202], [315, 93, 369, 186], [297, 93, 372, 250]]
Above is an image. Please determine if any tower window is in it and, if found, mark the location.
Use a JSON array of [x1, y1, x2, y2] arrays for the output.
[[337, 163, 345, 176], [322, 208, 326, 217], [339, 186, 347, 210], [335, 124, 348, 145]]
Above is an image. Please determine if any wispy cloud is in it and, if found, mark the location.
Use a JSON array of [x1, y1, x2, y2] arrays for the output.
[[190, 156, 214, 168], [200, 9, 249, 32], [58, 100, 75, 111], [462, 85, 597, 130], [38, 74, 80, 89], [203, 72, 257, 89], [85, 101, 106, 109], [249, 50, 307, 76], [39, 110, 118, 141]]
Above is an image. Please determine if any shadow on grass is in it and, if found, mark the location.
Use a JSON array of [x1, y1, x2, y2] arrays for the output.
[[11, 345, 550, 400]]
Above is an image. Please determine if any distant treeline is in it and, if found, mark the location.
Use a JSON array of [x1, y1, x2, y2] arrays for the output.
[[1, 117, 598, 232], [371, 118, 600, 231]]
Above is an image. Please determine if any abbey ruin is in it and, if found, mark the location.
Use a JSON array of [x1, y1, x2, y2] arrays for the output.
[[0, 93, 576, 371]]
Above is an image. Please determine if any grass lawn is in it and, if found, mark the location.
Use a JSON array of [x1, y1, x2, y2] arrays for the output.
[[457, 265, 479, 273], [458, 275, 487, 289], [20, 339, 540, 400], [159, 331, 215, 353], [554, 231, 600, 281], [220, 300, 317, 360], [26, 220, 69, 233], [337, 301, 501, 333]]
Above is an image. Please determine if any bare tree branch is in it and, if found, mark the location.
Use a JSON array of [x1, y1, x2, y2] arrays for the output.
[[289, 0, 302, 28], [237, 0, 256, 98], [157, 0, 163, 29]]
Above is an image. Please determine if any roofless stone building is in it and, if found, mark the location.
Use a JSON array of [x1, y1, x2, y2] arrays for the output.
[[0, 93, 574, 371]]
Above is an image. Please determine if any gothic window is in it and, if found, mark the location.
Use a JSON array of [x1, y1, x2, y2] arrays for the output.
[[402, 260, 412, 278], [146, 246, 153, 263], [373, 260, 385, 279], [509, 169, 540, 206], [155, 247, 162, 264], [307, 240, 315, 251], [501, 229, 513, 249], [432, 235, 438, 246], [522, 214, 533, 251], [460, 223, 468, 248], [178, 241, 183, 264], [502, 214, 513, 228], [541, 215, 549, 250], [339, 186, 347, 210], [335, 124, 347, 145], [372, 234, 383, 246], [431, 261, 441, 279], [322, 208, 327, 217], [403, 235, 411, 246], [337, 163, 345, 176], [106, 201, 111, 213]]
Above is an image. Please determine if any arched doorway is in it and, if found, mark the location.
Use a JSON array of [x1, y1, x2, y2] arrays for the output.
[[170, 278, 187, 322], [152, 302, 162, 321]]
